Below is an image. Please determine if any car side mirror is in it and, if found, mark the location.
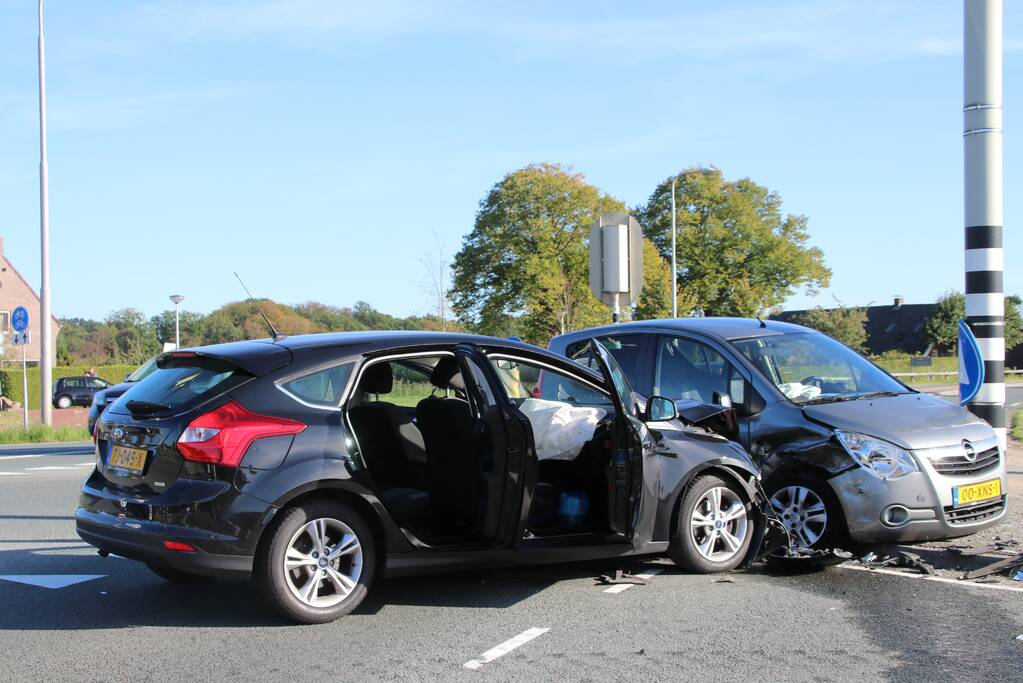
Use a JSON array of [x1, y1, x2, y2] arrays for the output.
[[124, 373, 132, 381], [645, 396, 678, 422], [713, 391, 732, 408]]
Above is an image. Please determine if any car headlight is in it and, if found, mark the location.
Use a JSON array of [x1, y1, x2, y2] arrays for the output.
[[835, 430, 918, 480]]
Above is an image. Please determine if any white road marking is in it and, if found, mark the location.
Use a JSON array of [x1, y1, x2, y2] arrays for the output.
[[839, 563, 1023, 593], [0, 575, 105, 589], [0, 454, 47, 461], [603, 567, 663, 594], [463, 627, 550, 670], [0, 471, 27, 476], [24, 466, 81, 471]]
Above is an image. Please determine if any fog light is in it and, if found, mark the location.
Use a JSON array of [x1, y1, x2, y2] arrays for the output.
[[881, 505, 910, 527]]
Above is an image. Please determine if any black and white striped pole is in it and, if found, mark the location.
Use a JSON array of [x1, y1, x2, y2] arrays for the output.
[[964, 0, 1006, 448]]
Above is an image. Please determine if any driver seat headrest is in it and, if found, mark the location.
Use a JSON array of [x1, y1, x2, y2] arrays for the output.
[[430, 356, 463, 390], [360, 362, 393, 394]]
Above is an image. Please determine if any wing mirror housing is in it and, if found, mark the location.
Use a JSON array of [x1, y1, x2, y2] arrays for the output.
[[644, 396, 678, 422]]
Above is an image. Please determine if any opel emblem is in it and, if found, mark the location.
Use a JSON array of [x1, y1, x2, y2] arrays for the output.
[[962, 440, 977, 463], [112, 427, 125, 441]]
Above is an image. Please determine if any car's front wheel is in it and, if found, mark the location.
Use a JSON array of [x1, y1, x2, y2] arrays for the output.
[[765, 474, 845, 551], [55, 395, 72, 409], [669, 474, 753, 573], [256, 500, 375, 624]]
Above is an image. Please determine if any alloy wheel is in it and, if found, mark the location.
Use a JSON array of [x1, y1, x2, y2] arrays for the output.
[[689, 486, 749, 563], [769, 485, 828, 548], [283, 517, 363, 608]]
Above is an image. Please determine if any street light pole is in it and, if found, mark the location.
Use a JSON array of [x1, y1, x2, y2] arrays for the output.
[[169, 295, 184, 349], [37, 0, 53, 426], [963, 0, 1006, 448], [670, 177, 678, 318]]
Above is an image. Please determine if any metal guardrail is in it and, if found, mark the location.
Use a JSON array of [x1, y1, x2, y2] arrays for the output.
[[891, 369, 1022, 381]]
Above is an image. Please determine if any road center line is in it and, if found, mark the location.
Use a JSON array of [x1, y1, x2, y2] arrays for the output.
[[0, 471, 27, 476], [839, 563, 1023, 593], [603, 567, 663, 593], [463, 627, 550, 670]]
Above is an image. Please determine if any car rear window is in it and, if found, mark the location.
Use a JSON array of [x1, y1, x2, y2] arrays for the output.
[[107, 360, 246, 416]]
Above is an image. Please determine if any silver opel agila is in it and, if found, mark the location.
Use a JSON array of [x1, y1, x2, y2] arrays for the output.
[[550, 318, 1008, 551]]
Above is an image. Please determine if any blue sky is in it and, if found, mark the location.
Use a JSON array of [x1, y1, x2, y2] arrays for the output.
[[0, 0, 1019, 321]]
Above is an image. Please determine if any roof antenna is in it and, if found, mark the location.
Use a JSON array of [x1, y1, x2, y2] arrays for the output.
[[234, 272, 283, 340], [756, 315, 767, 328]]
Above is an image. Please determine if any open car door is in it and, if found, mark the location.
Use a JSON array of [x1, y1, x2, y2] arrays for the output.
[[570, 340, 645, 539], [452, 344, 536, 547]]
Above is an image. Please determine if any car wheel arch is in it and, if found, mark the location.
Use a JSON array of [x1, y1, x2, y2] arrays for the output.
[[257, 484, 390, 580]]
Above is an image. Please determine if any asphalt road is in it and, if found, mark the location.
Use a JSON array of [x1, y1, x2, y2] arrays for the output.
[[1, 444, 1022, 682]]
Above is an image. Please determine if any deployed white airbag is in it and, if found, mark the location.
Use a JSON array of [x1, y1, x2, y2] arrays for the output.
[[777, 382, 822, 401], [518, 398, 606, 461]]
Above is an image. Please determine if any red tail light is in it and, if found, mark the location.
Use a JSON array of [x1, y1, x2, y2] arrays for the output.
[[176, 400, 306, 467], [163, 540, 196, 552]]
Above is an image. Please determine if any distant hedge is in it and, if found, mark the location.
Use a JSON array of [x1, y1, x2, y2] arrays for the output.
[[0, 364, 136, 409]]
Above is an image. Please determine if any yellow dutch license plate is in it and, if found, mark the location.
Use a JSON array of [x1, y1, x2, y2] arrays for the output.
[[108, 445, 147, 473], [952, 478, 1001, 506]]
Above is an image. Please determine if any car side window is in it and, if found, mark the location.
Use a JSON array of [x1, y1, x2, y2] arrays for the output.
[[281, 362, 355, 409], [488, 356, 612, 410], [64, 378, 83, 388], [655, 337, 745, 406], [86, 378, 107, 389]]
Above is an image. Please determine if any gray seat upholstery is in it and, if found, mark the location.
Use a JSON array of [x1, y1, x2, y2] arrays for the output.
[[348, 362, 426, 489]]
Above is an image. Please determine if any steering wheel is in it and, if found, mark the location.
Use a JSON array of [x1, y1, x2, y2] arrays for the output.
[[800, 376, 823, 387]]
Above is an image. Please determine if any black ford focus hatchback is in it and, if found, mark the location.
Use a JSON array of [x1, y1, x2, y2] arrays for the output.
[[78, 331, 783, 623]]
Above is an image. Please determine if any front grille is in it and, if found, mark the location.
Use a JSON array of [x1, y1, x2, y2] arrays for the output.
[[930, 446, 1000, 477], [944, 496, 1006, 525]]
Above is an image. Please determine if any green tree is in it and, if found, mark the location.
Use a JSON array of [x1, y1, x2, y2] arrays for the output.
[[633, 240, 674, 320], [925, 291, 1023, 353], [795, 303, 868, 352], [451, 163, 623, 344], [636, 167, 831, 317]]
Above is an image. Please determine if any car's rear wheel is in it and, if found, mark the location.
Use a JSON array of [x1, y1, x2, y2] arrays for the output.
[[56, 395, 72, 409], [256, 500, 375, 624], [669, 474, 753, 573], [146, 563, 213, 584]]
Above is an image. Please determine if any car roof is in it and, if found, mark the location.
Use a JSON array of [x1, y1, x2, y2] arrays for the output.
[[550, 317, 813, 347], [170, 331, 556, 376]]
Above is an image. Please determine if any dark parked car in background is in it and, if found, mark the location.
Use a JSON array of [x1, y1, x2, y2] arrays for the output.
[[88, 357, 160, 434], [77, 331, 784, 624], [52, 375, 112, 409], [550, 318, 1006, 553]]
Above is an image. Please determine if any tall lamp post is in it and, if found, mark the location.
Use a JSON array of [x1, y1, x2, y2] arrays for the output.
[[37, 0, 53, 426], [169, 295, 184, 349], [670, 177, 678, 318]]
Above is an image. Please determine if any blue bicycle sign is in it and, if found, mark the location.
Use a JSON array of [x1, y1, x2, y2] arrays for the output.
[[11, 306, 29, 333]]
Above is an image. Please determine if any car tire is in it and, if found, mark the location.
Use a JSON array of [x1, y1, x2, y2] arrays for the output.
[[55, 395, 72, 409], [256, 499, 375, 624], [669, 474, 754, 573], [147, 563, 213, 584], [764, 473, 848, 554]]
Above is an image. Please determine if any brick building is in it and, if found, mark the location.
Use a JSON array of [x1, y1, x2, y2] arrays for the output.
[[0, 238, 60, 365]]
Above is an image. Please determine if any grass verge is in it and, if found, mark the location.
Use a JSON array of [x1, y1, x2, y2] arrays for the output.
[[1012, 409, 1023, 443], [0, 424, 90, 444]]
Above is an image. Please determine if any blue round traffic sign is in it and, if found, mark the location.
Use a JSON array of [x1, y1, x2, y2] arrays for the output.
[[11, 306, 29, 333]]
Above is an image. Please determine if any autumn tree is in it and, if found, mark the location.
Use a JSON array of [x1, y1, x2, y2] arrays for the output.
[[795, 303, 868, 352], [451, 163, 623, 344]]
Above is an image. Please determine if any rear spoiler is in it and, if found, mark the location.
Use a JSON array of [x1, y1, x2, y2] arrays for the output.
[[157, 341, 292, 376]]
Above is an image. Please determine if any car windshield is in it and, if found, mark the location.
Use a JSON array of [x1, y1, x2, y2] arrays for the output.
[[731, 332, 910, 405]]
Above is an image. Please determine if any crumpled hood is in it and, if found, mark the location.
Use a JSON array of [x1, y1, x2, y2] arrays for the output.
[[801, 392, 996, 451]]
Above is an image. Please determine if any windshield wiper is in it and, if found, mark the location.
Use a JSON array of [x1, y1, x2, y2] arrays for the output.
[[802, 391, 906, 405], [125, 400, 171, 414]]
